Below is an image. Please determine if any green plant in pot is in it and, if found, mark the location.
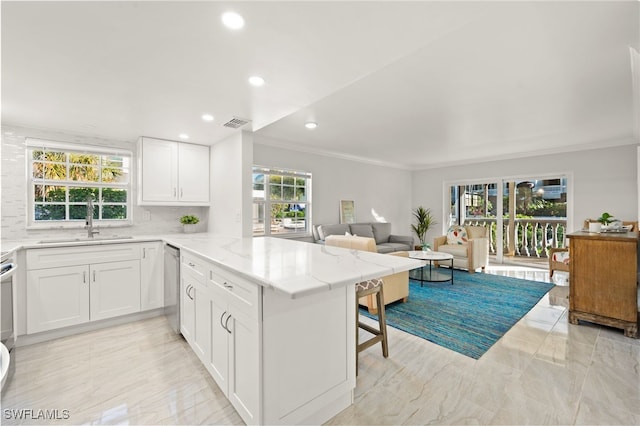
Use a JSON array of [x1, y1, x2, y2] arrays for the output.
[[411, 206, 437, 250], [597, 212, 614, 225], [180, 215, 199, 233]]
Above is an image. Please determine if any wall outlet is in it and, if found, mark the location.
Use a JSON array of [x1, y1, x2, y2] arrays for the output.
[[143, 210, 151, 221]]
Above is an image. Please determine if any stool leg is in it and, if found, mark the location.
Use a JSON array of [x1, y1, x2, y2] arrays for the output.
[[376, 286, 389, 358]]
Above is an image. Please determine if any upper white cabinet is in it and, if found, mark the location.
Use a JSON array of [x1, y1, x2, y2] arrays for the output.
[[138, 137, 210, 206]]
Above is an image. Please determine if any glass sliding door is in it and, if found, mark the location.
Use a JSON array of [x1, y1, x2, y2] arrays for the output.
[[449, 182, 501, 260], [503, 177, 567, 263], [448, 175, 568, 266]]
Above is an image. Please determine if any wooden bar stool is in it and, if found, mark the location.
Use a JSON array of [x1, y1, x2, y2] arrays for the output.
[[355, 278, 389, 375]]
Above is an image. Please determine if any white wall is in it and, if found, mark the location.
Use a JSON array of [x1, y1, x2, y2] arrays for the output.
[[412, 143, 639, 244], [0, 125, 208, 241], [209, 131, 253, 237], [253, 136, 414, 241]]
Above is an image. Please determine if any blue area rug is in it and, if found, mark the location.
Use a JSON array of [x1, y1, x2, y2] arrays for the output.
[[361, 269, 555, 359]]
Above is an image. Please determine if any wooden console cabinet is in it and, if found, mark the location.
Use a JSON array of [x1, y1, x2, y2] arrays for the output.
[[568, 231, 638, 338]]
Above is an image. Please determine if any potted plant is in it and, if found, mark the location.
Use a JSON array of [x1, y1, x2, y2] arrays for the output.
[[411, 206, 437, 250], [180, 215, 199, 233]]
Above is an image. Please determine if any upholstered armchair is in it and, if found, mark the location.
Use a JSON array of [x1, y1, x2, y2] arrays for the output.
[[433, 225, 489, 273], [549, 248, 570, 277]]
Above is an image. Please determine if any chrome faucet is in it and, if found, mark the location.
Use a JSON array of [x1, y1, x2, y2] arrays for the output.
[[85, 194, 99, 238]]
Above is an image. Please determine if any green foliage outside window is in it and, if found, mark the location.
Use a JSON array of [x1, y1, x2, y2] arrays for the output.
[[30, 147, 129, 222]]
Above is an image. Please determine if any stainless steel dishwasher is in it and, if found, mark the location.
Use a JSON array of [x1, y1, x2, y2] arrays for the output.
[[164, 244, 181, 334]]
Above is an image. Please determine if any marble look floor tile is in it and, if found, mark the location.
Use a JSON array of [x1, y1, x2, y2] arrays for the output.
[[4, 264, 639, 426]]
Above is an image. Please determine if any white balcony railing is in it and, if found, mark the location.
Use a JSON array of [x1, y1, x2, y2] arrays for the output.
[[463, 217, 567, 258]]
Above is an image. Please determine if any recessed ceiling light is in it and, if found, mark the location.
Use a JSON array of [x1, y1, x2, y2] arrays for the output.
[[222, 11, 244, 30], [305, 122, 318, 129], [179, 133, 189, 140], [248, 76, 265, 87], [202, 114, 214, 122]]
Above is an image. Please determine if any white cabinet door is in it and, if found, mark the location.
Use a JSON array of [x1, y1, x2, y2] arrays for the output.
[[178, 143, 210, 203], [228, 302, 261, 424], [192, 281, 211, 364], [140, 137, 178, 203], [208, 283, 230, 393], [26, 265, 90, 334], [181, 275, 196, 344], [140, 242, 164, 311], [90, 260, 141, 321], [139, 137, 209, 206]]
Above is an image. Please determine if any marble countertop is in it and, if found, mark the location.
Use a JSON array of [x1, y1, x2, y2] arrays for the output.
[[1, 233, 422, 299]]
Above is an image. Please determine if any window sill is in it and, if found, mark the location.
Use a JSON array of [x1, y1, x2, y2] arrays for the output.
[[26, 220, 133, 230]]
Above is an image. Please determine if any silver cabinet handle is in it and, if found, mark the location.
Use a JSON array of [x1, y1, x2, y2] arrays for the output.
[[186, 284, 194, 300], [173, 188, 177, 197], [220, 311, 227, 331], [142, 248, 146, 259], [180, 188, 183, 198], [188, 262, 195, 267], [83, 271, 86, 283], [93, 270, 96, 282], [224, 314, 232, 334], [223, 281, 233, 290], [220, 311, 232, 333]]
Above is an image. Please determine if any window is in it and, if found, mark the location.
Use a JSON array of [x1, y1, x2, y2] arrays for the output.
[[252, 166, 311, 236], [27, 138, 131, 227]]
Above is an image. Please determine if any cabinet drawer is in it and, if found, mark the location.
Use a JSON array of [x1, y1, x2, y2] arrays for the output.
[[208, 264, 260, 316], [182, 252, 206, 281], [27, 243, 141, 270]]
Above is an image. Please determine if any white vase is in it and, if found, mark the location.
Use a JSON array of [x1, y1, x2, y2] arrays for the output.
[[183, 224, 197, 233]]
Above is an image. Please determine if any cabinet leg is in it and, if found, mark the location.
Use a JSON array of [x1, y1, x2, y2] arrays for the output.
[[624, 324, 638, 339], [568, 311, 579, 325]]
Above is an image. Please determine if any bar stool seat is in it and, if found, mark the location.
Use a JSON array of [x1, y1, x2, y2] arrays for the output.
[[355, 278, 389, 375]]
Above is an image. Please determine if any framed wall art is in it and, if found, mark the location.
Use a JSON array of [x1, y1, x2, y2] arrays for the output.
[[339, 200, 356, 224]]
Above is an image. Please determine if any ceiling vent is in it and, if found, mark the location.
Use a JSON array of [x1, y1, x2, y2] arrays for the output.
[[223, 117, 251, 129]]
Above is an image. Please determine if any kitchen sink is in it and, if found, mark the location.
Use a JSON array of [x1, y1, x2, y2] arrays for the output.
[[37, 236, 134, 244]]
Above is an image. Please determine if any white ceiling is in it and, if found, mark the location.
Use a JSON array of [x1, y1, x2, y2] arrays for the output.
[[2, 1, 639, 169]]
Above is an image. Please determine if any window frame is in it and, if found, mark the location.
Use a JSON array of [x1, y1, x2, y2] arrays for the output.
[[252, 165, 312, 238], [26, 138, 133, 229]]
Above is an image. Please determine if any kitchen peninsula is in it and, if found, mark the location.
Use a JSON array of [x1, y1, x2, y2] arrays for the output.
[[164, 234, 422, 425], [5, 234, 422, 425]]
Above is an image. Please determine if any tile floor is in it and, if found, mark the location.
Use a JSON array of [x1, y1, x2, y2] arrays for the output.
[[2, 267, 639, 425]]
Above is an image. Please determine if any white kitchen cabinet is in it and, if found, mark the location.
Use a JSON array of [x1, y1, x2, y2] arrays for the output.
[[27, 265, 90, 333], [178, 142, 210, 203], [206, 265, 261, 424], [181, 252, 210, 365], [140, 242, 164, 311], [220, 290, 260, 424], [90, 260, 141, 321], [26, 244, 143, 334], [138, 137, 210, 206], [180, 274, 195, 344], [180, 251, 261, 424]]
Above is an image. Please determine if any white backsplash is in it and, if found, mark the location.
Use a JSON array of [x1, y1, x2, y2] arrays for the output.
[[1, 125, 209, 241]]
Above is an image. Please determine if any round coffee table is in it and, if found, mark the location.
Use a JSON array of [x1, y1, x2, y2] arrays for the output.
[[408, 251, 454, 285]]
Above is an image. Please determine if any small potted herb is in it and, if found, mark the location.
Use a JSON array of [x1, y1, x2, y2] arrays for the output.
[[180, 215, 199, 233]]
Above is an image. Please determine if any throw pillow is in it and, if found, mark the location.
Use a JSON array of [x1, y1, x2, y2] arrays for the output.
[[446, 225, 468, 245]]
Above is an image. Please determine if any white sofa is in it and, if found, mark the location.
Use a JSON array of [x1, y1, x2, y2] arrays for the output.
[[433, 225, 489, 273]]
